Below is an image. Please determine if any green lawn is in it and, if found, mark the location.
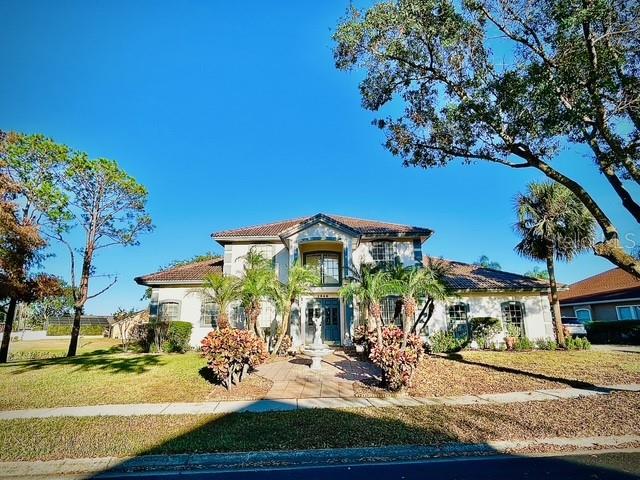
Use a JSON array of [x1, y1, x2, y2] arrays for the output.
[[0, 392, 638, 461], [359, 350, 640, 397], [8, 337, 122, 359]]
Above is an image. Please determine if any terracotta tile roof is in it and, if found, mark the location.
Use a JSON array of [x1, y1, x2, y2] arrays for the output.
[[135, 257, 223, 285], [558, 268, 640, 303], [427, 257, 549, 292], [212, 213, 432, 239]]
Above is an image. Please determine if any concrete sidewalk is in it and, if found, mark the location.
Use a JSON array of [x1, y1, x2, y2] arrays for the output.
[[1, 435, 639, 478], [1, 383, 638, 420]]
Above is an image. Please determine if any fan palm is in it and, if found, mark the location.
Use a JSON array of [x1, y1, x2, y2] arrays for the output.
[[239, 248, 277, 340], [340, 263, 395, 348], [201, 273, 241, 329], [270, 262, 320, 356], [515, 182, 596, 347]]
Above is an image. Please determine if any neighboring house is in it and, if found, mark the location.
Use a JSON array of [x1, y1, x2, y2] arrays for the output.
[[109, 310, 150, 339], [559, 268, 640, 323], [135, 213, 554, 348]]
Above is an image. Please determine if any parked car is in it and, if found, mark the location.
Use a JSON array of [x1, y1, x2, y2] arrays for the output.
[[561, 317, 588, 337]]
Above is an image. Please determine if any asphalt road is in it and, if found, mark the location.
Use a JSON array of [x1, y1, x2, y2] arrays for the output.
[[96, 451, 640, 479]]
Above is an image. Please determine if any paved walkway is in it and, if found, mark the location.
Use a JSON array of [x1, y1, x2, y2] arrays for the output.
[[1, 383, 638, 420], [255, 350, 380, 399]]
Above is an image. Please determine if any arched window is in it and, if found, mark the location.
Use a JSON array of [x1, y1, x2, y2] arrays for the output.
[[501, 301, 525, 335], [447, 303, 469, 339], [200, 301, 219, 328], [158, 301, 180, 323], [574, 308, 592, 323]]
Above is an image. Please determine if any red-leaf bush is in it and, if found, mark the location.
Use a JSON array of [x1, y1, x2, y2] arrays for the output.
[[201, 328, 268, 389], [369, 325, 424, 391]]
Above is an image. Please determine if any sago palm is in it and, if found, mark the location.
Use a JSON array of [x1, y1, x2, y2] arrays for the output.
[[270, 262, 320, 356], [201, 273, 241, 329], [239, 248, 277, 340], [515, 182, 595, 347]]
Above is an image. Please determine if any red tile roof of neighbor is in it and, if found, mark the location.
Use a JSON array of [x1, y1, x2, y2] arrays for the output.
[[135, 257, 223, 285], [558, 268, 640, 303], [426, 257, 549, 292], [212, 213, 433, 239]]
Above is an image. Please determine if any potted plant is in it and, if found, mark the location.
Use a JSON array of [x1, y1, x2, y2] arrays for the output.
[[504, 324, 521, 351]]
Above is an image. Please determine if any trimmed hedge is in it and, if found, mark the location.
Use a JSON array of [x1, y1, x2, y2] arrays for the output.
[[163, 321, 193, 353], [46, 325, 104, 336], [585, 320, 640, 345]]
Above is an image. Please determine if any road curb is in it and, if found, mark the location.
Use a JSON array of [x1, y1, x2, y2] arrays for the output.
[[1, 435, 639, 478]]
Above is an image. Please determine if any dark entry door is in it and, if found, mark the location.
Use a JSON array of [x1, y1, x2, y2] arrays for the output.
[[306, 299, 341, 344]]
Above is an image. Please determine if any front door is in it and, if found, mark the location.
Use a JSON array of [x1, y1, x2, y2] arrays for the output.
[[305, 299, 341, 345]]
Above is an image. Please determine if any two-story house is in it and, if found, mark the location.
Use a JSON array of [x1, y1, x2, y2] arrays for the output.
[[135, 213, 554, 347]]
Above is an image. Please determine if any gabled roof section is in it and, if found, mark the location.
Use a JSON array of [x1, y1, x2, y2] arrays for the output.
[[558, 267, 640, 304], [135, 257, 223, 286], [427, 257, 551, 292], [212, 213, 433, 242]]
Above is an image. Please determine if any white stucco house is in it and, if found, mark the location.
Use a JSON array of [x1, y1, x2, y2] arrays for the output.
[[135, 213, 554, 348]]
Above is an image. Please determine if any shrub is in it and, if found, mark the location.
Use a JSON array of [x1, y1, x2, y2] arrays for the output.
[[46, 325, 104, 336], [163, 321, 192, 353], [129, 323, 153, 352], [9, 350, 62, 361], [514, 336, 534, 351], [535, 338, 558, 350], [585, 320, 640, 345], [566, 336, 591, 350], [353, 325, 377, 353], [276, 335, 293, 356], [369, 326, 424, 391], [505, 324, 521, 338], [201, 328, 268, 389], [428, 331, 466, 353], [469, 317, 501, 349]]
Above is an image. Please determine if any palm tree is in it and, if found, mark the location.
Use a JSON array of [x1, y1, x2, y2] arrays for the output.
[[391, 265, 449, 347], [270, 262, 320, 356], [239, 248, 277, 340], [201, 273, 241, 329], [340, 263, 395, 349], [515, 182, 596, 347], [475, 255, 502, 270]]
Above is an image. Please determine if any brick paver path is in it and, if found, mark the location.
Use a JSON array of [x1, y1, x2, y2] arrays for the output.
[[255, 349, 380, 399]]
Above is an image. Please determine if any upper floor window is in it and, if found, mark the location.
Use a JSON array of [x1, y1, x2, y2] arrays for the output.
[[158, 301, 180, 323], [501, 301, 525, 335], [200, 300, 219, 328], [371, 241, 397, 265], [574, 308, 592, 323], [304, 252, 340, 286], [447, 303, 469, 339], [616, 305, 640, 321]]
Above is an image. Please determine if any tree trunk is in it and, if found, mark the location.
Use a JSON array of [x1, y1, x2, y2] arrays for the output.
[[218, 312, 230, 330], [271, 301, 293, 357], [601, 165, 640, 223], [545, 253, 566, 348], [67, 306, 82, 357], [0, 298, 18, 363]]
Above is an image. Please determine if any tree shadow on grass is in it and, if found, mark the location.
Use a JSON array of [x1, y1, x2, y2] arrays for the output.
[[84, 398, 639, 479], [4, 350, 163, 375], [443, 353, 615, 391]]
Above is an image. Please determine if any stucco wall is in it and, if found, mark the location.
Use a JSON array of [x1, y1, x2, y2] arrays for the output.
[[428, 292, 554, 341], [353, 239, 416, 267]]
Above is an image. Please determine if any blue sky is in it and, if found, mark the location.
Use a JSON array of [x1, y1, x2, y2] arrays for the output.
[[1, 0, 638, 314]]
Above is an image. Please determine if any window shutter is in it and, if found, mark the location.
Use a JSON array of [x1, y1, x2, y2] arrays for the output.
[[412, 238, 423, 265]]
